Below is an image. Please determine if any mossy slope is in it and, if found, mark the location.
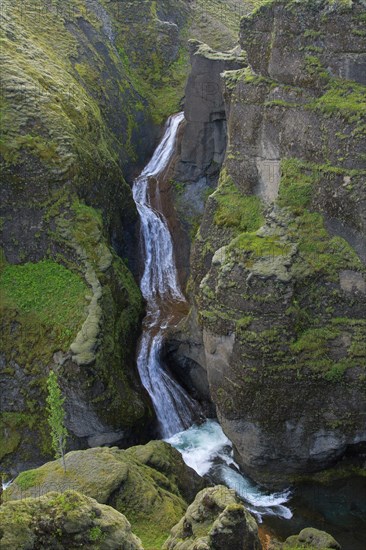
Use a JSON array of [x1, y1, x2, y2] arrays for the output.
[[5, 441, 204, 550]]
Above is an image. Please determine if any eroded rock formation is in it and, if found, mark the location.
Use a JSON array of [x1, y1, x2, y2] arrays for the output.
[[168, 0, 366, 487]]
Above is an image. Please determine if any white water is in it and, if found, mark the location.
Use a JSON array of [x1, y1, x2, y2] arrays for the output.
[[133, 113, 185, 304], [167, 420, 292, 522], [132, 113, 292, 520], [132, 113, 197, 438]]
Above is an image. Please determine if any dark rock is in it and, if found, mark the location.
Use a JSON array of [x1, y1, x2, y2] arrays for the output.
[[172, 0, 366, 488]]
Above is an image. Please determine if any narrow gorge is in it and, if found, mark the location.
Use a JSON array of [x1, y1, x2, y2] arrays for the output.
[[1, 1, 365, 549]]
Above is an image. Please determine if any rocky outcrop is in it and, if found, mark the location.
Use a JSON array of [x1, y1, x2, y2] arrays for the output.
[[163, 485, 262, 550], [169, 0, 366, 487], [0, 490, 143, 550], [174, 40, 246, 184], [4, 441, 205, 549]]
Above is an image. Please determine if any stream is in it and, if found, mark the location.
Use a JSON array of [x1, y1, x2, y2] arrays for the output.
[[132, 112, 292, 522]]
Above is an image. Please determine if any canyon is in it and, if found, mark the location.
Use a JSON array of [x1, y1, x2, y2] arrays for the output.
[[1, 1, 365, 549]]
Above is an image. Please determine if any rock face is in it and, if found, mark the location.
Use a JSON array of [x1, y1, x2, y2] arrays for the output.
[[0, 490, 143, 550], [169, 0, 366, 487], [4, 441, 205, 549], [0, 0, 194, 473], [174, 41, 246, 184], [163, 485, 262, 550]]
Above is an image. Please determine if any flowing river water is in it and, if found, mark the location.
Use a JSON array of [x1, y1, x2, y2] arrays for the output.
[[132, 113, 292, 522]]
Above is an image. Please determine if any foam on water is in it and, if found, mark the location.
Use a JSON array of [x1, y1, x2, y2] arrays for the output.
[[167, 419, 293, 521], [133, 113, 293, 521]]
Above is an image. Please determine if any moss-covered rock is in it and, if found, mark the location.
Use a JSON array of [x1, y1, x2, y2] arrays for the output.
[[169, 0, 366, 488], [0, 490, 143, 550], [5, 441, 205, 550], [162, 485, 261, 550], [270, 527, 341, 549]]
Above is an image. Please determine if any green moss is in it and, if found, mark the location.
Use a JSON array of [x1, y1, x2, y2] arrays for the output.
[[310, 78, 366, 127], [0, 260, 87, 347], [236, 316, 253, 333], [292, 213, 362, 279], [303, 54, 330, 83], [278, 158, 319, 212], [231, 233, 291, 257], [291, 326, 340, 356], [16, 469, 45, 491], [279, 158, 364, 280], [7, 444, 193, 550], [213, 169, 264, 233], [89, 526, 103, 542], [0, 413, 26, 460]]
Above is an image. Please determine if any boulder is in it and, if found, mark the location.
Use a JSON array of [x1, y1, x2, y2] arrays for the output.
[[5, 441, 205, 549], [163, 485, 262, 550], [0, 490, 143, 550]]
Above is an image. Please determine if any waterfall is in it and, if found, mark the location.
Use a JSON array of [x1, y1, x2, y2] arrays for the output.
[[132, 113, 197, 438], [132, 112, 292, 521]]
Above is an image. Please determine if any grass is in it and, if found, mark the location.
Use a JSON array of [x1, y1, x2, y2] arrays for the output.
[[214, 169, 264, 233], [0, 260, 87, 345], [311, 78, 366, 125], [15, 469, 45, 491]]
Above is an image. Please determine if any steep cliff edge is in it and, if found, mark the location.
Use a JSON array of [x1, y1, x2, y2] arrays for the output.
[[168, 0, 366, 487], [0, 0, 193, 473]]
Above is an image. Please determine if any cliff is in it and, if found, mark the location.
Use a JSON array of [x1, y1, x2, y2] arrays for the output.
[[168, 0, 366, 487], [0, 0, 194, 473]]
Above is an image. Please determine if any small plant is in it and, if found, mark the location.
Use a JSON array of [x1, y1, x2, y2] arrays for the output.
[[46, 371, 68, 472], [89, 526, 103, 542]]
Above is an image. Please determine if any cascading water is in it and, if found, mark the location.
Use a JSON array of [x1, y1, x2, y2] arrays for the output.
[[132, 113, 197, 438], [132, 112, 292, 521]]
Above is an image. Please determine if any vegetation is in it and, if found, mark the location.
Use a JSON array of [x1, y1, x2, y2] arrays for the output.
[[213, 169, 264, 233], [0, 260, 87, 344], [310, 78, 366, 131], [46, 371, 69, 472]]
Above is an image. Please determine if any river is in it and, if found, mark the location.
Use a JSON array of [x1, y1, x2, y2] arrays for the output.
[[132, 112, 292, 522]]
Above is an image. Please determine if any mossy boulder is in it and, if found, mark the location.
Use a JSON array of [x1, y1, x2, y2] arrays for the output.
[[270, 527, 341, 549], [162, 485, 261, 550], [5, 441, 205, 550], [0, 490, 143, 550]]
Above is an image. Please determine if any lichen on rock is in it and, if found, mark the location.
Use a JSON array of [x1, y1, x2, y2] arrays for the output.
[[0, 490, 143, 550], [162, 485, 261, 550], [5, 441, 205, 550]]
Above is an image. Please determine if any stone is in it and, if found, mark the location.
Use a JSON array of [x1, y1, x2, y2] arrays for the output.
[[5, 442, 205, 549], [281, 527, 341, 549], [162, 485, 262, 550], [0, 490, 143, 550]]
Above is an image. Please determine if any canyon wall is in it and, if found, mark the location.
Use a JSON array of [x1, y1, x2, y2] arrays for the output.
[[0, 0, 192, 473], [169, 0, 366, 487]]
